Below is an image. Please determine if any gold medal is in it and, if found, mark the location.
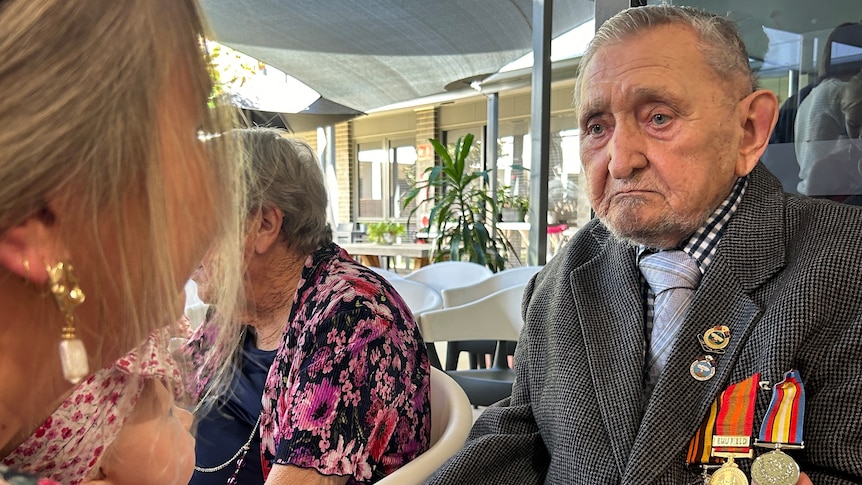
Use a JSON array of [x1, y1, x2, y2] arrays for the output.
[[690, 355, 716, 381], [709, 456, 748, 485], [750, 450, 799, 485]]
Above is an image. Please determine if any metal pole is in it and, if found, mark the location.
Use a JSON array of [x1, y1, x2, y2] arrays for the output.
[[487, 92, 499, 239], [528, 0, 552, 265]]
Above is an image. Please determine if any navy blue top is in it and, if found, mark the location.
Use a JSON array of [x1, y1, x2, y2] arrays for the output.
[[190, 330, 276, 485]]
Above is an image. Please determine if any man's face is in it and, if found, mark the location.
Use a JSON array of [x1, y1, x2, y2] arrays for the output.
[[577, 24, 748, 249]]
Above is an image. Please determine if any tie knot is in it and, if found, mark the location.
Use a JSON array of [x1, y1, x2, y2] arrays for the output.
[[639, 250, 701, 295]]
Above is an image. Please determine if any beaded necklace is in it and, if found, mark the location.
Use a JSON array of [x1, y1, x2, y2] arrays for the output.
[[192, 327, 264, 485], [193, 413, 262, 485]]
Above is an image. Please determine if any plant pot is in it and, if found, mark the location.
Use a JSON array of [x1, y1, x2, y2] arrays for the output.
[[501, 208, 524, 222]]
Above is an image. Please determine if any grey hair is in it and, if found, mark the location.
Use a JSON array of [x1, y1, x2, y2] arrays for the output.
[[575, 5, 756, 110], [238, 128, 333, 254]]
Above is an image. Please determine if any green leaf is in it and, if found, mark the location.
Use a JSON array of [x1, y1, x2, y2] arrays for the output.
[[429, 138, 452, 167]]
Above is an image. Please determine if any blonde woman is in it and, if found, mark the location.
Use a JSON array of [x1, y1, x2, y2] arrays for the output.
[[0, 0, 245, 483]]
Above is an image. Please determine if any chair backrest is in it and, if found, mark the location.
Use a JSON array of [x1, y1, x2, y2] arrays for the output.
[[375, 367, 472, 485], [334, 222, 353, 244], [388, 278, 443, 318], [369, 266, 404, 282], [441, 266, 542, 308], [419, 284, 526, 343], [184, 280, 209, 328], [403, 261, 492, 294]]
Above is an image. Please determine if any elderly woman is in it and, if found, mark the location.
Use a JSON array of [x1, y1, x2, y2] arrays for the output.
[[185, 128, 430, 485], [0, 0, 246, 484]]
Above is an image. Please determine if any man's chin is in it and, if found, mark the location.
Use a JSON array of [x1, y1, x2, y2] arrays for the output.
[[603, 216, 688, 249]]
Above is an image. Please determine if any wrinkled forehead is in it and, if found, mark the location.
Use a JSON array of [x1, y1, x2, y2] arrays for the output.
[[575, 27, 703, 110]]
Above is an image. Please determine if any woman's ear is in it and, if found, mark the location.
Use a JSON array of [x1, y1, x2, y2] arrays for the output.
[[0, 210, 67, 285], [735, 88, 779, 177], [252, 204, 284, 255]]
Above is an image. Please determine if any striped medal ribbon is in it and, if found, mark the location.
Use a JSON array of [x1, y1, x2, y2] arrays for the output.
[[751, 369, 805, 485], [686, 373, 760, 484]]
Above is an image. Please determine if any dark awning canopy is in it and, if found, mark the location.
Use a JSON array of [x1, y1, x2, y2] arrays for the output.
[[200, 0, 594, 113]]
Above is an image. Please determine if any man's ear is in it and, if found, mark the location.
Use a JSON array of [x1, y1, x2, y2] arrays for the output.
[[0, 210, 67, 285], [735, 88, 779, 177], [252, 204, 284, 255]]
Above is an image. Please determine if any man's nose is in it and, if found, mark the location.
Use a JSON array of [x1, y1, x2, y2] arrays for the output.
[[607, 120, 647, 179]]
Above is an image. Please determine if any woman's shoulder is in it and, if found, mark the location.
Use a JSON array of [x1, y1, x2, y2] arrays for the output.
[[300, 245, 414, 325], [308, 244, 399, 298]]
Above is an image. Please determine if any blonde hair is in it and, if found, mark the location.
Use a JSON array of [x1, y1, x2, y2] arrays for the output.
[[575, 5, 756, 111], [0, 0, 245, 388], [841, 72, 862, 113]]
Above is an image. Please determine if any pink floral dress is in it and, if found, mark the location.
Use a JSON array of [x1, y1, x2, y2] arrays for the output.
[[184, 243, 431, 484], [2, 325, 188, 485]]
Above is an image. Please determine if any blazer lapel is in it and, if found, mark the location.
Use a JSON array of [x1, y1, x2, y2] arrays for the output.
[[623, 261, 762, 484], [571, 238, 644, 477], [622, 165, 788, 484]]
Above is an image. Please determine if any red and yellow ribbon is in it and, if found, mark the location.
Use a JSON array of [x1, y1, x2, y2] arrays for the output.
[[713, 373, 759, 454], [686, 373, 760, 464]]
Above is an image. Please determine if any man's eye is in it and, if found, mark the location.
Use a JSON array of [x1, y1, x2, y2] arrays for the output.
[[652, 113, 670, 125], [588, 124, 604, 135]]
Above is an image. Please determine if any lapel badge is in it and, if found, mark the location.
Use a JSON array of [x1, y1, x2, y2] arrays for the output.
[[690, 355, 717, 381], [698, 325, 731, 354]]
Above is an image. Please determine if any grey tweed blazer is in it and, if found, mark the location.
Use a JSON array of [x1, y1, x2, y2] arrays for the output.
[[426, 164, 862, 484]]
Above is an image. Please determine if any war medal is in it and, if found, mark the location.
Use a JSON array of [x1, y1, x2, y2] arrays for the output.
[[686, 374, 760, 484], [709, 455, 748, 485], [751, 370, 806, 485]]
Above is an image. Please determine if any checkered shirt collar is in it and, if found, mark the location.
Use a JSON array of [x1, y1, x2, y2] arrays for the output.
[[638, 176, 748, 274]]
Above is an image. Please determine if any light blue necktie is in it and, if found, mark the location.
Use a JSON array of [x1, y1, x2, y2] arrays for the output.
[[639, 250, 702, 398]]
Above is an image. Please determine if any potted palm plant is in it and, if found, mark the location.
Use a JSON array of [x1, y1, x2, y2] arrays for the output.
[[402, 133, 510, 272]]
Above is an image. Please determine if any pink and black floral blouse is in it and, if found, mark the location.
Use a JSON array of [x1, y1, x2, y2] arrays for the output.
[[184, 243, 431, 483]]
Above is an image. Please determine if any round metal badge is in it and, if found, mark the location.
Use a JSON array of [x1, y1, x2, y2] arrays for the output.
[[690, 355, 716, 381], [703, 325, 731, 350], [750, 450, 799, 485]]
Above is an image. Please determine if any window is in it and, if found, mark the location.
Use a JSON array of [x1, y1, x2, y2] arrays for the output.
[[647, 0, 862, 205], [356, 139, 418, 220]]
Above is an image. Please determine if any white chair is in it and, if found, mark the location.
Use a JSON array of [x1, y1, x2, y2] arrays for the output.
[[376, 367, 472, 485], [419, 284, 526, 406], [404, 262, 494, 370], [439, 266, 540, 370], [441, 265, 542, 308], [183, 280, 209, 328], [388, 279, 445, 368], [403, 261, 492, 294], [388, 279, 443, 318], [184, 279, 203, 308], [369, 266, 404, 282]]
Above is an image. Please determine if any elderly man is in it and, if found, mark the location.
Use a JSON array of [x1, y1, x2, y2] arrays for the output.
[[428, 5, 862, 485]]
